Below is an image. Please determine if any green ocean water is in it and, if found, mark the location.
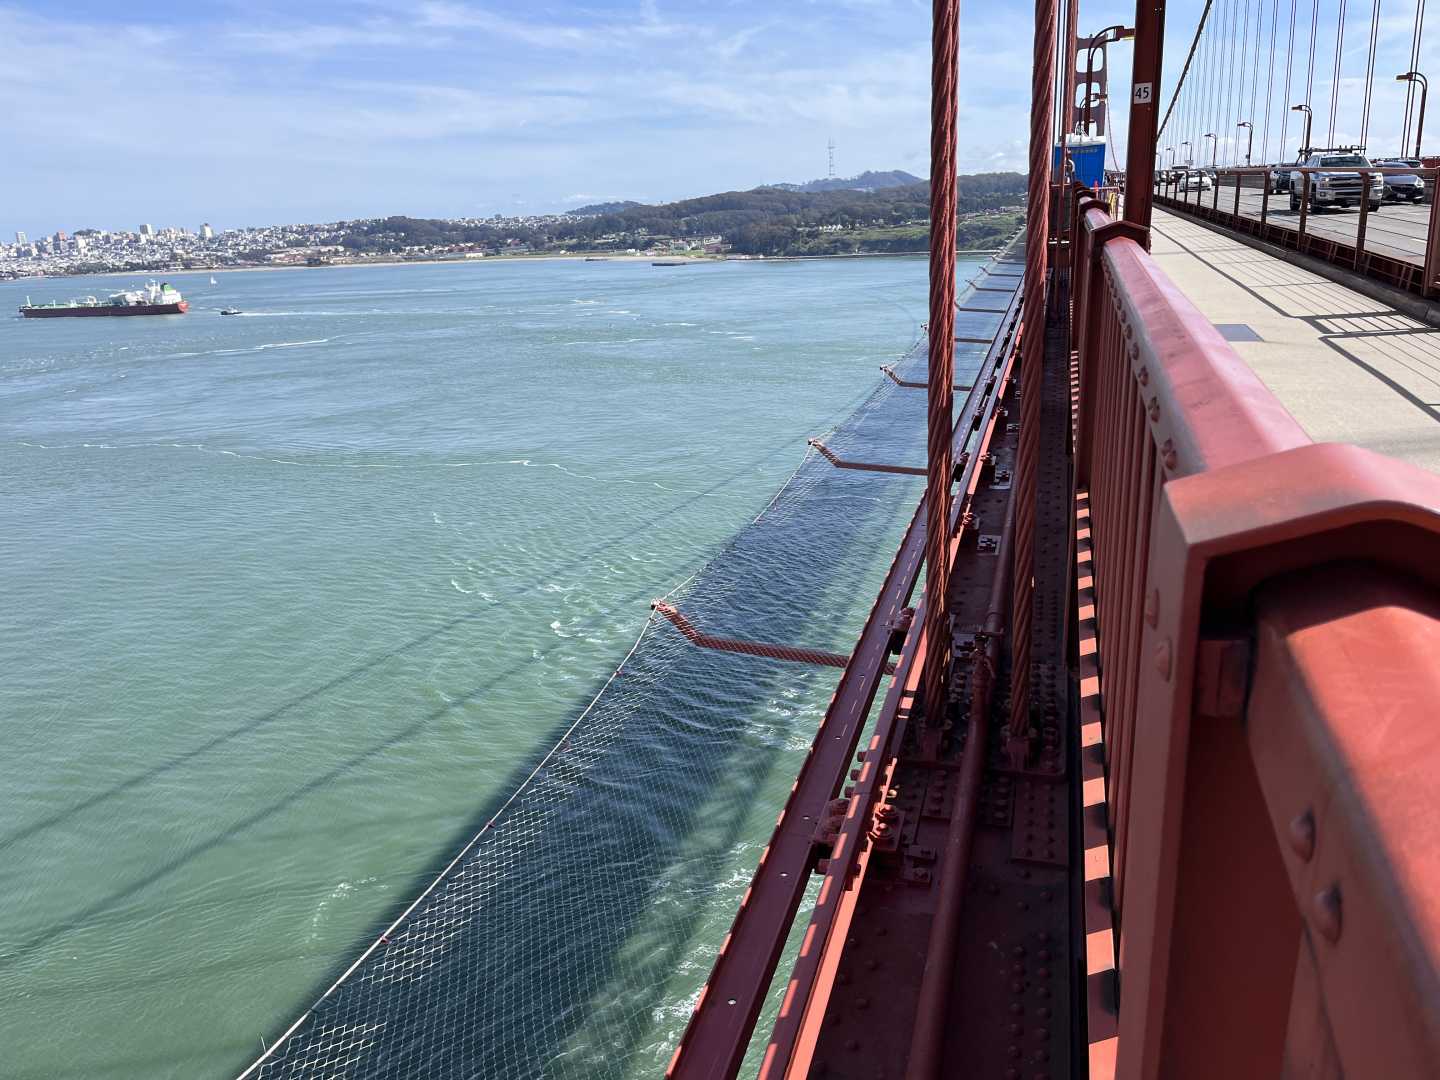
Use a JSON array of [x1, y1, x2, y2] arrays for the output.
[[0, 256, 980, 1079]]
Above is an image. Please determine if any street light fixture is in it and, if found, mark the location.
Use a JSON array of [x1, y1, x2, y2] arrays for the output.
[[1237, 121, 1254, 166], [1396, 72, 1429, 158], [1080, 25, 1135, 136], [1203, 132, 1217, 168], [1291, 104, 1313, 159], [1166, 146, 1176, 169]]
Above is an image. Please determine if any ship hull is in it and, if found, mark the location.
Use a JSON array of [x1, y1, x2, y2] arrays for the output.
[[21, 301, 188, 318]]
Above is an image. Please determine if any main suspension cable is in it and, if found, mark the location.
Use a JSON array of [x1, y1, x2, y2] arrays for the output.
[[1158, 0, 1217, 138]]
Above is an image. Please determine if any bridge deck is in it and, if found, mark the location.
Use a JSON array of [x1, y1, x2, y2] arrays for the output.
[[1167, 187, 1434, 266], [1149, 209, 1440, 473]]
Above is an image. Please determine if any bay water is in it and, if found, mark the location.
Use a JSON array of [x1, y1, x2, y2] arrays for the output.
[[0, 255, 979, 1078]]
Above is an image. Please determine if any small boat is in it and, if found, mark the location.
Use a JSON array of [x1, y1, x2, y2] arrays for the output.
[[220, 308, 243, 316], [584, 257, 609, 262], [210, 276, 218, 285], [651, 260, 689, 267]]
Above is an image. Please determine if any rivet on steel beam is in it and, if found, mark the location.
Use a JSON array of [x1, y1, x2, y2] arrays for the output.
[[1144, 589, 1159, 628], [1313, 885, 1343, 943], [1154, 639, 1173, 680], [1289, 810, 1316, 861], [1137, 366, 1149, 386], [1147, 398, 1160, 422], [1161, 440, 1178, 471]]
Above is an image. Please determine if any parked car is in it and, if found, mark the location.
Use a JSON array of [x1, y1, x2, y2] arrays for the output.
[[1177, 169, 1213, 193], [1375, 159, 1428, 202], [1289, 153, 1384, 212], [1270, 163, 1298, 193]]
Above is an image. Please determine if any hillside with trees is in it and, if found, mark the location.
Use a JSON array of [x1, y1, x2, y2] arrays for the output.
[[324, 173, 1027, 259]]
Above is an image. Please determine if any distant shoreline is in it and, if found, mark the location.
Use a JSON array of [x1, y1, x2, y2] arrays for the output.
[[5, 246, 1008, 284]]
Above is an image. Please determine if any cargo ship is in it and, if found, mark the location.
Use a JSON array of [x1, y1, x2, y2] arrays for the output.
[[19, 281, 188, 318]]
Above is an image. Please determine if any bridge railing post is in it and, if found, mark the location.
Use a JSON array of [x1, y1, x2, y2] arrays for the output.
[[1297, 170, 1311, 244], [1355, 169, 1372, 271], [1425, 168, 1440, 298]]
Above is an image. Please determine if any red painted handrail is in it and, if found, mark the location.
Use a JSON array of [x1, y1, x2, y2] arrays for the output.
[[1069, 186, 1440, 1078]]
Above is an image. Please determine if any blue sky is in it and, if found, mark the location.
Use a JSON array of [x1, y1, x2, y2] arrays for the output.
[[1, 1, 1430, 236]]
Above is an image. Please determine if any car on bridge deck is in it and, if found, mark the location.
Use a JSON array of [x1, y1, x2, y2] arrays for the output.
[[1374, 159, 1428, 203], [1289, 153, 1384, 213], [1270, 163, 1299, 193], [1176, 169, 1213, 193]]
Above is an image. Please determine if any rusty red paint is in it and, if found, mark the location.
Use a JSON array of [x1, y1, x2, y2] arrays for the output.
[[805, 437, 928, 476], [651, 602, 898, 675]]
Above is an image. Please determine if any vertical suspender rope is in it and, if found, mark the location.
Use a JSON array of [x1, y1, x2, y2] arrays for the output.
[[1225, 0, 1242, 163], [1328, 0, 1348, 146], [1263, 0, 1281, 162], [1009, 0, 1055, 749], [1403, 0, 1427, 151], [1249, 0, 1265, 154], [921, 0, 959, 727], [1305, 0, 1320, 111], [1360, 0, 1382, 146], [1213, 0, 1233, 160], [1279, 0, 1298, 158], [1234, 0, 1252, 164]]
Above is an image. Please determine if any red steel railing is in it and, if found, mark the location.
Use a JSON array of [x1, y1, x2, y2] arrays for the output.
[[1070, 185, 1440, 1077], [1154, 164, 1440, 299]]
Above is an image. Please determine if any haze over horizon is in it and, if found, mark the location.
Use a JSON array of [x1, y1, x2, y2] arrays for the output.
[[3, 0, 1431, 237]]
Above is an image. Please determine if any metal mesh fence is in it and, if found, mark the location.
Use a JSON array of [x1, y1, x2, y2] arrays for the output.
[[241, 257, 1018, 1080]]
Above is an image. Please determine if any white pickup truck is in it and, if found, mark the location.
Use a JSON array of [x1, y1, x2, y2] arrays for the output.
[[1289, 152, 1385, 213]]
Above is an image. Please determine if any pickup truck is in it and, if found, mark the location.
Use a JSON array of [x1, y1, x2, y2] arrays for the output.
[[1289, 152, 1384, 212]]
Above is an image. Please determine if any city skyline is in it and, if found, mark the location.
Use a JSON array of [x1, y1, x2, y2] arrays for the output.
[[3, 0, 1433, 237]]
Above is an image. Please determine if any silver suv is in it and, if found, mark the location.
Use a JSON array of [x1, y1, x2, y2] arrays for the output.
[[1289, 153, 1384, 212]]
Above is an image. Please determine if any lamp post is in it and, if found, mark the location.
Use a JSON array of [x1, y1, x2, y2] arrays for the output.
[[1203, 132, 1217, 167], [1396, 72, 1428, 158], [1237, 120, 1254, 166], [1080, 24, 1136, 136], [1291, 104, 1313, 158], [1166, 146, 1177, 170], [1179, 140, 1191, 166]]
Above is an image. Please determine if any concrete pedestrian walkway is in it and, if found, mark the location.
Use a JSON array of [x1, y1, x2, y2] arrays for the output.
[[1149, 209, 1440, 473]]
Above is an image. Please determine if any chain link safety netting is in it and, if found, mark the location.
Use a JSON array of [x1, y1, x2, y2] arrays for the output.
[[242, 253, 1020, 1080]]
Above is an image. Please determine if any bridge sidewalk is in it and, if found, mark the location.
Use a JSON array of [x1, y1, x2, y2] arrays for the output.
[[1149, 209, 1440, 473]]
